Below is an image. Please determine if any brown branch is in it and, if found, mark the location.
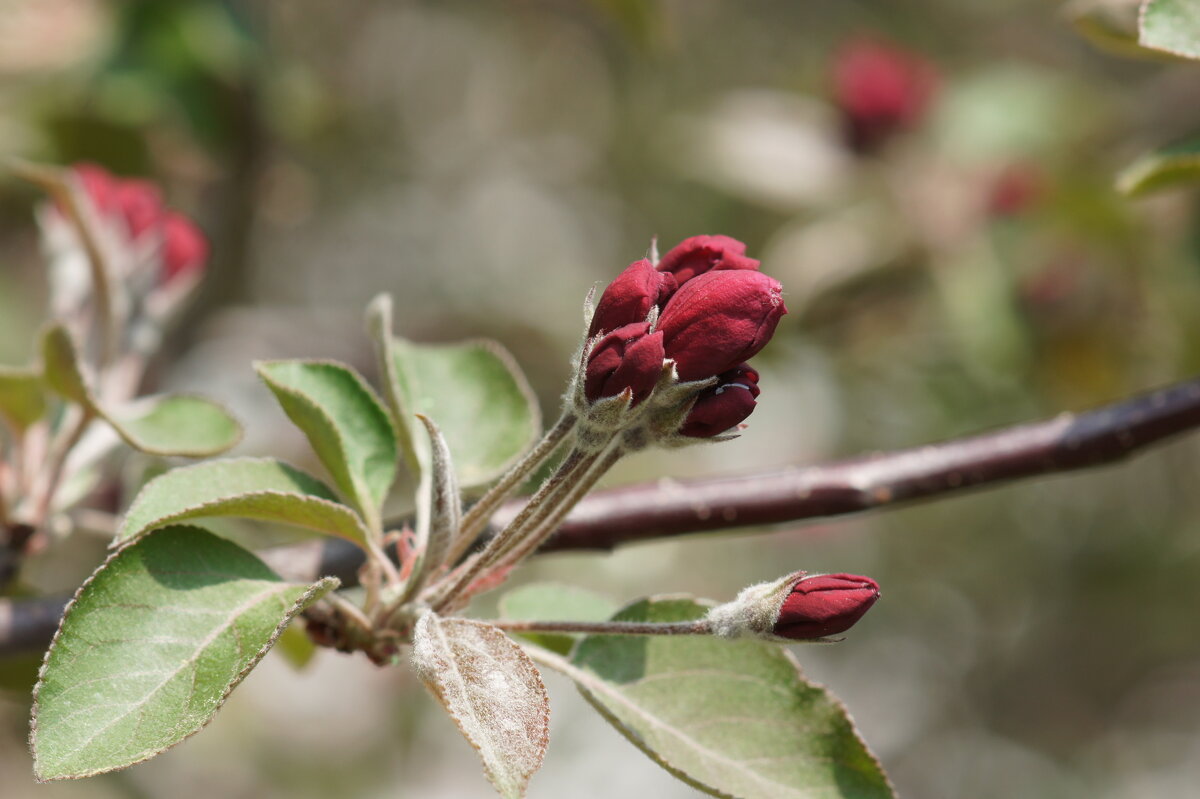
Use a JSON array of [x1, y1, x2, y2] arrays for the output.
[[4, 375, 1200, 656], [539, 376, 1200, 551]]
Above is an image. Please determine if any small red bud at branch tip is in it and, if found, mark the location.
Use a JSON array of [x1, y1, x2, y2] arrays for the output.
[[773, 573, 880, 640]]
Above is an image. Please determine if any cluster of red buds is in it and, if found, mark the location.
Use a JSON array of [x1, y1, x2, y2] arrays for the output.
[[35, 163, 210, 368], [831, 37, 938, 154], [67, 163, 209, 282], [707, 570, 881, 641], [577, 235, 785, 444]]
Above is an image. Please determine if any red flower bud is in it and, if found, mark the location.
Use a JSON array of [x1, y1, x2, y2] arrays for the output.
[[162, 212, 210, 280], [832, 37, 937, 154], [588, 259, 677, 338], [680, 363, 760, 437], [584, 322, 665, 405], [114, 179, 164, 238], [658, 270, 786, 382], [72, 163, 118, 215], [773, 573, 880, 639], [657, 235, 760, 286]]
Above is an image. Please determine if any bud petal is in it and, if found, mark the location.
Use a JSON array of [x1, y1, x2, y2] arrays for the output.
[[72, 163, 118, 216], [114, 179, 165, 238], [832, 37, 937, 153], [680, 363, 760, 437], [656, 235, 760, 286], [658, 271, 787, 382], [773, 573, 880, 640], [162, 212, 209, 280], [584, 322, 665, 405], [588, 259, 677, 338]]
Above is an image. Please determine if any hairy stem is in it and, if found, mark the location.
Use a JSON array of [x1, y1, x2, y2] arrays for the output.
[[452, 411, 576, 560], [426, 447, 599, 611], [493, 618, 711, 636]]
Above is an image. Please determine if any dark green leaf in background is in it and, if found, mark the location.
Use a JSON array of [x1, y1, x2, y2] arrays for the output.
[[1117, 136, 1200, 195]]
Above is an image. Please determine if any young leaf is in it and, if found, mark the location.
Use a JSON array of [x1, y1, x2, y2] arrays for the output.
[[365, 293, 422, 477], [1067, 0, 1160, 59], [0, 366, 46, 431], [391, 338, 541, 489], [105, 395, 243, 457], [413, 414, 461, 580], [255, 360, 397, 527], [412, 613, 550, 799], [40, 324, 242, 456], [117, 458, 371, 549], [557, 596, 895, 799], [1116, 136, 1200, 196], [40, 325, 91, 405], [1140, 0, 1200, 59], [499, 583, 618, 656], [31, 526, 338, 780]]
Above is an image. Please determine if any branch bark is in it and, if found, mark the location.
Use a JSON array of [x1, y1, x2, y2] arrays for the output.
[[4, 375, 1200, 656]]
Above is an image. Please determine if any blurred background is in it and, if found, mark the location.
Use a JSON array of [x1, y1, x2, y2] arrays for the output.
[[3, 0, 1200, 796]]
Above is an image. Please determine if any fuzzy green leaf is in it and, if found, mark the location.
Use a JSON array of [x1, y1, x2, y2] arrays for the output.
[[31, 526, 337, 780], [117, 458, 370, 548], [1117, 136, 1200, 196], [560, 597, 895, 799], [1140, 0, 1200, 59], [106, 395, 242, 457], [412, 613, 550, 798], [499, 583, 618, 655], [391, 338, 540, 489], [255, 360, 397, 526], [40, 324, 241, 456], [0, 366, 46, 431]]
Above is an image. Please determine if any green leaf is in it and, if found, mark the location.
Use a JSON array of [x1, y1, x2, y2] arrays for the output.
[[40, 325, 90, 405], [391, 338, 540, 489], [106, 395, 243, 457], [40, 324, 242, 456], [365, 293, 422, 477], [499, 583, 618, 655], [274, 621, 318, 670], [559, 597, 895, 799], [1067, 0, 1158, 58], [1117, 136, 1200, 196], [31, 526, 338, 780], [412, 613, 550, 798], [117, 458, 371, 549], [1140, 0, 1200, 58], [255, 360, 397, 527], [0, 366, 46, 431]]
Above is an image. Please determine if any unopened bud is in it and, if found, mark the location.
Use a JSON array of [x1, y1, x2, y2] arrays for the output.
[[584, 322, 665, 406], [680, 363, 760, 438], [162, 212, 209, 280], [588, 259, 676, 338], [707, 570, 879, 641], [657, 270, 786, 382], [656, 235, 759, 286]]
